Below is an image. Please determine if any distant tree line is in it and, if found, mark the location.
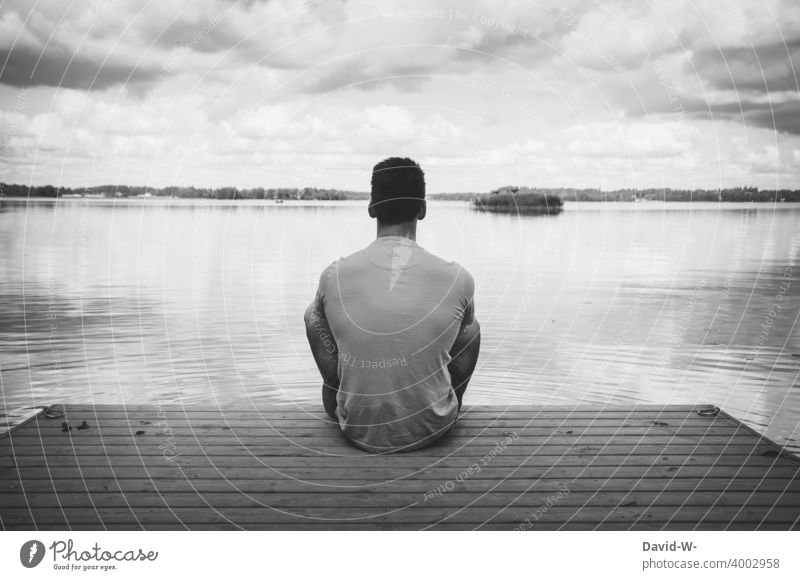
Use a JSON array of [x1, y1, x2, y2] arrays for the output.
[[437, 186, 800, 203], [3, 183, 800, 203], [428, 192, 480, 201], [0, 183, 368, 200]]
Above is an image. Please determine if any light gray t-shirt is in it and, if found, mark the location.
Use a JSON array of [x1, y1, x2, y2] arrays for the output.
[[314, 236, 475, 453]]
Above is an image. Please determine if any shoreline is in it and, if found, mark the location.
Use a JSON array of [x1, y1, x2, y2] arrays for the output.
[[4, 196, 800, 210]]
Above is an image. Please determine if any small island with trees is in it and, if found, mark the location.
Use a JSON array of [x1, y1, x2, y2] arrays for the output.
[[470, 186, 564, 215]]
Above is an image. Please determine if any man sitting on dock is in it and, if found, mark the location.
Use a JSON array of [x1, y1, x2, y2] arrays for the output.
[[304, 157, 481, 453]]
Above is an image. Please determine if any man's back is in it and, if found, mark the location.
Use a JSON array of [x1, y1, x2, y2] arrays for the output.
[[316, 235, 475, 452]]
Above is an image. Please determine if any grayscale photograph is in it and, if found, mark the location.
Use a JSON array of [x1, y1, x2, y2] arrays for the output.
[[0, 0, 799, 548]]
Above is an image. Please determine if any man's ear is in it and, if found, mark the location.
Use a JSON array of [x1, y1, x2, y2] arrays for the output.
[[368, 203, 376, 219], [417, 200, 426, 221]]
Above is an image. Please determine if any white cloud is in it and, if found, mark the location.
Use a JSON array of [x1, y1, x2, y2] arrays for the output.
[[562, 121, 696, 158], [0, 10, 41, 51], [742, 144, 780, 173]]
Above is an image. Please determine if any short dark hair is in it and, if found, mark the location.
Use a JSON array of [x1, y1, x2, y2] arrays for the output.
[[370, 157, 425, 225]]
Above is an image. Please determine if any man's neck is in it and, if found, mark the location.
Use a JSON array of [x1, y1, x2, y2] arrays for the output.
[[376, 220, 417, 241]]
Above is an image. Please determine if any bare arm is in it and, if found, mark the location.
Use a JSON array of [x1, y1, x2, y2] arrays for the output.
[[304, 302, 340, 418], [448, 272, 480, 408], [304, 302, 340, 387]]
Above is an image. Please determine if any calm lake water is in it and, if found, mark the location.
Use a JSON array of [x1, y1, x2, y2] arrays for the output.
[[1, 198, 799, 452]]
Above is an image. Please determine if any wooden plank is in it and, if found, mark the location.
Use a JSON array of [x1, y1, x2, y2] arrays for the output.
[[14, 424, 753, 437], [51, 412, 735, 423], [0, 515, 794, 530], [48, 413, 730, 424], [44, 413, 732, 425], [57, 404, 707, 413], [4, 476, 800, 495], [2, 433, 765, 446], [19, 414, 743, 427], [1, 505, 796, 526], [2, 522, 791, 531], [4, 453, 795, 469], [2, 490, 798, 510], [58, 424, 741, 435], [1, 464, 797, 481], [56, 408, 713, 415], [0, 443, 785, 458]]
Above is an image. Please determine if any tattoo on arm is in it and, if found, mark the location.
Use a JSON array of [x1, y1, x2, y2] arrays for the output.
[[306, 303, 340, 389]]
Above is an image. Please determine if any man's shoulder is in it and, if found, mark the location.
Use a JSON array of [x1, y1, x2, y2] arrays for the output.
[[420, 249, 473, 279], [416, 250, 474, 298], [320, 247, 369, 278], [329, 246, 369, 270]]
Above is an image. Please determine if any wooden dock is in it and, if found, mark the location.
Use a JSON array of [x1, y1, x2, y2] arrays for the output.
[[1, 404, 799, 530]]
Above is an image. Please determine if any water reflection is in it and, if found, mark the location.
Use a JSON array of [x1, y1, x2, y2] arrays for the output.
[[1, 199, 798, 452]]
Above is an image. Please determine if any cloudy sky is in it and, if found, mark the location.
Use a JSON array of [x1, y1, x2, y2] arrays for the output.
[[1, 0, 798, 192]]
